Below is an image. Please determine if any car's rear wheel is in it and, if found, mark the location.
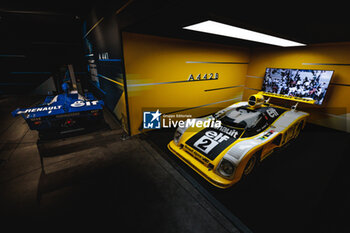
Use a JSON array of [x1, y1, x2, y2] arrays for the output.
[[294, 121, 304, 138]]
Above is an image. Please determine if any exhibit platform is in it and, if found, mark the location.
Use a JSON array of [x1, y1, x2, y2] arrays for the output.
[[145, 118, 350, 233]]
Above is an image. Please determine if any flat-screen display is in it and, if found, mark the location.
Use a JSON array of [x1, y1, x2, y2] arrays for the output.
[[262, 68, 334, 105]]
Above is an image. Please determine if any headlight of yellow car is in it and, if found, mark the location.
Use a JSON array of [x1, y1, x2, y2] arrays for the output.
[[174, 129, 183, 145], [217, 159, 236, 179], [174, 118, 195, 145]]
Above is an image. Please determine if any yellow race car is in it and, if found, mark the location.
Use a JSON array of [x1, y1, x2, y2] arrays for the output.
[[168, 92, 309, 188]]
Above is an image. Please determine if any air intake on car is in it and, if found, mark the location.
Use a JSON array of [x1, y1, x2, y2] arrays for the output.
[[248, 94, 265, 108]]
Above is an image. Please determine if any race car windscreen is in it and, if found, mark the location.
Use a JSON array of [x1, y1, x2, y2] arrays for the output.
[[218, 108, 268, 134], [262, 68, 334, 105]]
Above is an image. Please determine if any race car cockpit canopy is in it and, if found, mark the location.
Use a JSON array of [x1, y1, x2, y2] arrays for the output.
[[218, 106, 286, 137], [224, 109, 261, 128], [219, 108, 264, 129]]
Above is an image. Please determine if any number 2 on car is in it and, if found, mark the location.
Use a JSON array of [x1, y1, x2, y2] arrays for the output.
[[193, 131, 230, 154]]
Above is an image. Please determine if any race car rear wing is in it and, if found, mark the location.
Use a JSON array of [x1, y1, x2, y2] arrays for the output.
[[258, 91, 316, 104], [12, 106, 64, 117], [12, 99, 104, 118]]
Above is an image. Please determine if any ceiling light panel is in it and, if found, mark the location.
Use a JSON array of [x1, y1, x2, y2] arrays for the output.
[[183, 20, 306, 47]]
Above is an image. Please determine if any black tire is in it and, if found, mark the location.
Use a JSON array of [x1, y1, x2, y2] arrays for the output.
[[292, 121, 304, 140], [243, 154, 258, 176], [38, 130, 57, 140]]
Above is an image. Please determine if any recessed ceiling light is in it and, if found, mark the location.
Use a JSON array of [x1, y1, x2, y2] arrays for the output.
[[183, 20, 306, 47]]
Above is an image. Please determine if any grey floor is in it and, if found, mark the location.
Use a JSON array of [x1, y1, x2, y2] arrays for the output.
[[0, 95, 240, 233]]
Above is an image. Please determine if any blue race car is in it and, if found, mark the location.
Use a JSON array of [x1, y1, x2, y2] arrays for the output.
[[12, 84, 104, 137]]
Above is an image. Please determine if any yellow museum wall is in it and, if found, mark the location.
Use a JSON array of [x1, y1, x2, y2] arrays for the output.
[[122, 32, 250, 135], [244, 43, 350, 132]]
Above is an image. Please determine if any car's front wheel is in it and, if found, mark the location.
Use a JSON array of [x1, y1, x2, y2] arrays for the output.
[[243, 154, 257, 176]]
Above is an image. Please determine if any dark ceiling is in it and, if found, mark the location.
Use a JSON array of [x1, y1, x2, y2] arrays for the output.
[[1, 1, 349, 61], [2, 1, 350, 51], [1, 1, 350, 93], [119, 1, 350, 47]]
